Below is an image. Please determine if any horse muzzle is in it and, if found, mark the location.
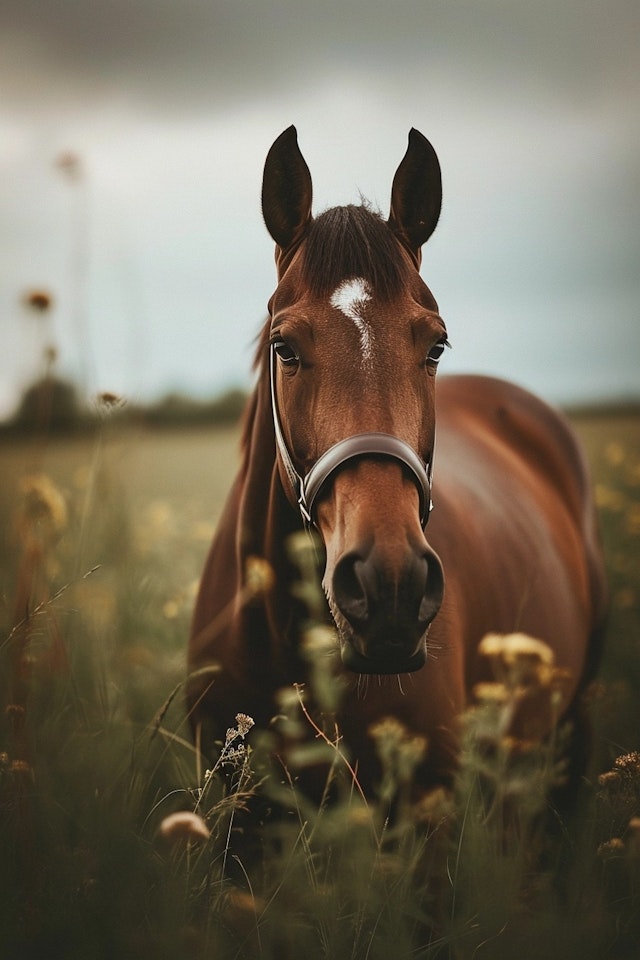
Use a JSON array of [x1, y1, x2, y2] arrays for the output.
[[328, 541, 445, 674]]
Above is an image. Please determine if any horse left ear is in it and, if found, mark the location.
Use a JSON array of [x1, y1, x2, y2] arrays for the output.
[[388, 129, 442, 261], [262, 125, 313, 252]]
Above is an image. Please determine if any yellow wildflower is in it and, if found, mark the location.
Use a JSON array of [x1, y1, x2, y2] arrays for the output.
[[245, 556, 275, 596], [19, 473, 68, 538]]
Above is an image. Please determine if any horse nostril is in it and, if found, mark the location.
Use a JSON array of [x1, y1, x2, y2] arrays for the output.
[[418, 550, 444, 626], [333, 552, 369, 624], [418, 593, 433, 622]]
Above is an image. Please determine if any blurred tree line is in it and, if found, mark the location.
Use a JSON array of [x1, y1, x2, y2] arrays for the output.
[[2, 374, 248, 435]]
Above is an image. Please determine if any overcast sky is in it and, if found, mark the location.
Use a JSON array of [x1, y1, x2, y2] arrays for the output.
[[1, 0, 638, 417]]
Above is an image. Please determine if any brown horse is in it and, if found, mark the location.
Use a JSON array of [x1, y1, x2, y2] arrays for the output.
[[188, 126, 606, 794]]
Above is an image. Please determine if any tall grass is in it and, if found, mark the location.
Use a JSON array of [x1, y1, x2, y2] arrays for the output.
[[0, 410, 639, 958]]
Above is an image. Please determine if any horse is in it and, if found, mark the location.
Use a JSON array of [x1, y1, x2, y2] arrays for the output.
[[188, 126, 606, 797]]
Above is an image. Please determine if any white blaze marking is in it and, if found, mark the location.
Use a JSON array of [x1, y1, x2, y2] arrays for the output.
[[330, 278, 374, 367]]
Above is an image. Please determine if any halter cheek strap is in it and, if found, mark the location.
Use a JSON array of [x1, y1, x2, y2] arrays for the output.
[[269, 344, 434, 527]]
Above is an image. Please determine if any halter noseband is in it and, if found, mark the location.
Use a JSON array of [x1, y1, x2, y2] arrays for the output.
[[269, 343, 433, 528]]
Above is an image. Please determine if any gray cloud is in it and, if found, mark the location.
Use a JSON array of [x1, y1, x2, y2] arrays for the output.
[[2, 0, 638, 115], [0, 0, 638, 413]]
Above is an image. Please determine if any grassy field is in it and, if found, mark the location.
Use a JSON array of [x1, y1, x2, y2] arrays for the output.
[[0, 407, 638, 959]]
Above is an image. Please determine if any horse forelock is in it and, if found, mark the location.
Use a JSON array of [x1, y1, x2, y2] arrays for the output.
[[300, 204, 408, 302]]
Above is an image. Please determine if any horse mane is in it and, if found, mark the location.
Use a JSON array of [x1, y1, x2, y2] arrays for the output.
[[301, 203, 407, 301]]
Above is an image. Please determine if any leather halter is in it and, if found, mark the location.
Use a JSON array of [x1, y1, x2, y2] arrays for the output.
[[269, 343, 433, 527]]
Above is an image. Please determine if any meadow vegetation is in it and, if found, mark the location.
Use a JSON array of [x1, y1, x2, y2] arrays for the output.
[[0, 404, 638, 959]]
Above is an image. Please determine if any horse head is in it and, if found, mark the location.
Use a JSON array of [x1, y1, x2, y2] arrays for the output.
[[262, 126, 446, 675]]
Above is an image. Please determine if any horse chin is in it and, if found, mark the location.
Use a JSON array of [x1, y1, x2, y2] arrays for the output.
[[339, 637, 427, 675]]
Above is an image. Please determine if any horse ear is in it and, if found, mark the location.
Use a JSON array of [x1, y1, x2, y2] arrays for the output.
[[388, 129, 442, 259], [262, 125, 313, 251]]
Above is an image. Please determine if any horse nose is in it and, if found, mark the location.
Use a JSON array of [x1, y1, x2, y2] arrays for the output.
[[331, 546, 444, 672]]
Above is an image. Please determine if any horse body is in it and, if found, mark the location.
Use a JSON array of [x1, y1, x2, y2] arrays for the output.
[[189, 127, 606, 793]]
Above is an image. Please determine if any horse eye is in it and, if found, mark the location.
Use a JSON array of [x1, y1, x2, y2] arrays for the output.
[[273, 339, 299, 366], [426, 338, 450, 365]]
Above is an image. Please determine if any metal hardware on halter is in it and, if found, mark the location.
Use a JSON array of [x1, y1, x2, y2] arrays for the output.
[[269, 343, 434, 528]]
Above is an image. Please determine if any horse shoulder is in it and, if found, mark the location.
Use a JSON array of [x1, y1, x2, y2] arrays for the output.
[[437, 374, 596, 523], [432, 374, 606, 700]]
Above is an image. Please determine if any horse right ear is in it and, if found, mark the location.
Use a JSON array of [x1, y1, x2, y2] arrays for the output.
[[262, 126, 313, 252], [388, 129, 442, 263]]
